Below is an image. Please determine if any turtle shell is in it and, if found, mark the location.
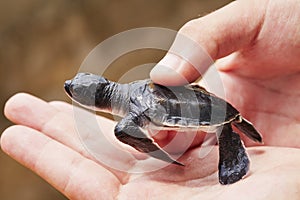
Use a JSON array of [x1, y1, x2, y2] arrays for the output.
[[129, 81, 240, 131]]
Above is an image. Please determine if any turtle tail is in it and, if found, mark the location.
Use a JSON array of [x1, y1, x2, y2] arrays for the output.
[[232, 117, 263, 143]]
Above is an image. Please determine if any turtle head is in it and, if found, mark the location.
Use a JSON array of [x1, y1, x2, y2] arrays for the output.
[[64, 73, 110, 108]]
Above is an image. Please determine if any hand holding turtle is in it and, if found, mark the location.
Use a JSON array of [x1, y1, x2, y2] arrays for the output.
[[151, 0, 300, 148], [2, 0, 300, 198]]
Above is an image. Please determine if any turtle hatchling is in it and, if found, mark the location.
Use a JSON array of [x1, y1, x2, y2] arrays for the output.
[[64, 72, 263, 185]]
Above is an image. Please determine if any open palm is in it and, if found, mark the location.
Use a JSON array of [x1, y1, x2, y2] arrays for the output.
[[2, 93, 300, 200]]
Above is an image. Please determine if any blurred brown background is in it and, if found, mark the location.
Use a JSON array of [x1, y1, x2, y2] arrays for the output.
[[0, 0, 232, 199]]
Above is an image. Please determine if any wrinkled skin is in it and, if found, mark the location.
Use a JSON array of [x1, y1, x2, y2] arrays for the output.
[[2, 0, 300, 199]]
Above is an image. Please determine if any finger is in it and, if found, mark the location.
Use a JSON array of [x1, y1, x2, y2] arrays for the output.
[[4, 93, 137, 173], [150, 0, 267, 85], [5, 93, 58, 131], [49, 100, 74, 115], [0, 125, 120, 199], [4, 93, 85, 152], [50, 100, 150, 160]]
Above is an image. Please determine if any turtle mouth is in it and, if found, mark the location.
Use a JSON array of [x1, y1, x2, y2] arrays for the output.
[[64, 80, 72, 97]]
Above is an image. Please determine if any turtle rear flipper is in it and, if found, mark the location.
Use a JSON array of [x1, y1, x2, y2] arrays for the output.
[[114, 114, 184, 166], [218, 125, 249, 185], [233, 117, 263, 143]]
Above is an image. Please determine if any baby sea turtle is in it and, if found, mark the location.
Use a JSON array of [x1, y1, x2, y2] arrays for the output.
[[64, 72, 262, 185]]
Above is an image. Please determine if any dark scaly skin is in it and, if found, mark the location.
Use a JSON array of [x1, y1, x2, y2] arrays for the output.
[[218, 125, 249, 184], [64, 73, 262, 185], [114, 114, 184, 166]]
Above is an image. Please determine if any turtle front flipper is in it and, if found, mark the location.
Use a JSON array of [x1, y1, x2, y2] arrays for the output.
[[218, 124, 249, 185], [114, 114, 184, 166]]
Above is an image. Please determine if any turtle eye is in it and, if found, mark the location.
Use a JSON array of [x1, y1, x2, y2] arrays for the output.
[[73, 87, 83, 96]]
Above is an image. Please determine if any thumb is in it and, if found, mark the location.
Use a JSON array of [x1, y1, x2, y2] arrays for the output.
[[150, 0, 266, 85]]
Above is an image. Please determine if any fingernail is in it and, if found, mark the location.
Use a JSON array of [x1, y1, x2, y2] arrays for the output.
[[150, 54, 190, 85], [151, 54, 181, 75]]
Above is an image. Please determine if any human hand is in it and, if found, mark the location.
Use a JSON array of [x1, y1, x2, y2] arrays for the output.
[[1, 93, 300, 200], [151, 0, 300, 147], [2, 1, 300, 199]]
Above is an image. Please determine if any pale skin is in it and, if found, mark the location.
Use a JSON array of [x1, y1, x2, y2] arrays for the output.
[[1, 0, 300, 199]]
